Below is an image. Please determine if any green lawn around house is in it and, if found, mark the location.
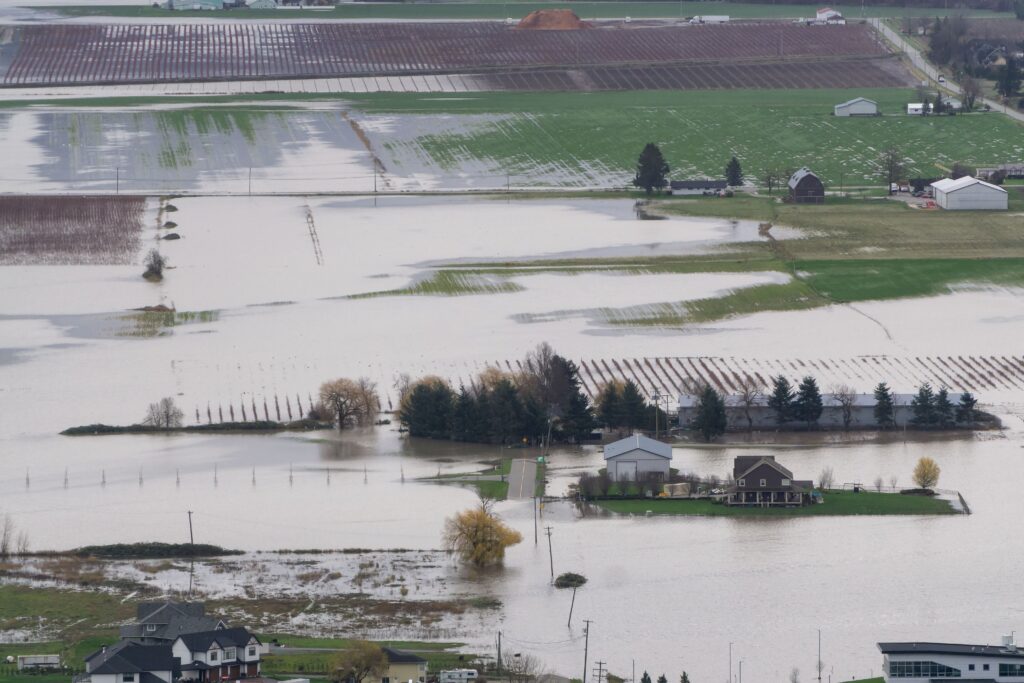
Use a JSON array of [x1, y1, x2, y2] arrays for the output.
[[595, 490, 957, 516]]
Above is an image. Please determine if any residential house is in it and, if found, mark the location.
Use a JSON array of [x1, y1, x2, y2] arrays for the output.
[[670, 179, 728, 196], [726, 455, 813, 506], [173, 628, 262, 683], [371, 648, 427, 683], [879, 637, 1024, 682], [121, 601, 226, 645], [81, 642, 178, 683], [602, 434, 672, 481], [787, 167, 824, 204], [931, 176, 1008, 210], [834, 97, 878, 117]]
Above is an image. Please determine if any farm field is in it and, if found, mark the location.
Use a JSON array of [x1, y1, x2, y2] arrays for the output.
[[36, 2, 1014, 21], [0, 22, 888, 86], [2, 89, 1021, 193]]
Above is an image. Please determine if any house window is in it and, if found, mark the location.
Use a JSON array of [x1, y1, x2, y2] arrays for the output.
[[123, 674, 135, 682], [210, 652, 219, 662], [782, 479, 791, 486], [983, 664, 990, 671], [1000, 663, 1024, 677], [146, 624, 157, 632], [383, 677, 390, 683], [248, 647, 256, 657], [759, 479, 767, 487], [888, 661, 961, 678], [968, 665, 975, 671], [738, 479, 745, 487]]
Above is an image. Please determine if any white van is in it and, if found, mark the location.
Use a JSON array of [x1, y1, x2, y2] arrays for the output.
[[439, 670, 478, 683]]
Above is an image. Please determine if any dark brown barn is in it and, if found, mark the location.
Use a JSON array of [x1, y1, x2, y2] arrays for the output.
[[788, 167, 825, 204]]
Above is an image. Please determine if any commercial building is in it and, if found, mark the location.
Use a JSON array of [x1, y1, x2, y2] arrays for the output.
[[878, 638, 1024, 682]]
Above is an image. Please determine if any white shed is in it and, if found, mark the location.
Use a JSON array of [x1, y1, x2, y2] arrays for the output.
[[603, 434, 672, 481], [834, 97, 878, 117], [931, 176, 1008, 210]]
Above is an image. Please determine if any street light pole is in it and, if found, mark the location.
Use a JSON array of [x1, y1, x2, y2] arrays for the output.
[[729, 642, 733, 683]]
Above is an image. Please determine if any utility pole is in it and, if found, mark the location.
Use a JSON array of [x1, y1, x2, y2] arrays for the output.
[[496, 631, 502, 674], [729, 642, 733, 683], [818, 629, 822, 683], [116, 167, 120, 195], [739, 660, 743, 683], [187, 510, 194, 546], [544, 525, 554, 580], [533, 496, 538, 545], [593, 662, 606, 683], [582, 620, 593, 683], [248, 167, 252, 196]]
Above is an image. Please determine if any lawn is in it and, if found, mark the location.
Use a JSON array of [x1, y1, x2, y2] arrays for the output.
[[595, 490, 956, 516], [38, 2, 1011, 20]]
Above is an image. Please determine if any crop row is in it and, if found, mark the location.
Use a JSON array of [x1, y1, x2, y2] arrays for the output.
[[0, 196, 146, 265], [3, 22, 890, 86]]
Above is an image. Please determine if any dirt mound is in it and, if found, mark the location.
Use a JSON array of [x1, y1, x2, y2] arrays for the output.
[[516, 9, 590, 30]]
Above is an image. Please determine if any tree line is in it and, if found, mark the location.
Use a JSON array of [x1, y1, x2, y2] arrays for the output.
[[633, 142, 744, 194], [690, 376, 980, 441]]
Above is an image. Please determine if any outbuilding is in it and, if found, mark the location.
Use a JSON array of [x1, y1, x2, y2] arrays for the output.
[[930, 176, 1008, 210], [834, 97, 878, 117], [602, 434, 672, 481], [787, 167, 825, 204]]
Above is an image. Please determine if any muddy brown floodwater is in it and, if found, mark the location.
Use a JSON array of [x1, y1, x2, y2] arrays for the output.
[[2, 418, 1023, 683]]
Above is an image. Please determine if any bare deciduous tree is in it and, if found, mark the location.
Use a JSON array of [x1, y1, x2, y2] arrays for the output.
[[831, 384, 857, 431], [732, 376, 765, 433], [818, 467, 835, 491], [502, 651, 547, 683], [790, 668, 801, 683], [145, 397, 184, 428], [15, 530, 29, 555], [874, 476, 884, 492], [889, 475, 899, 490], [0, 514, 14, 558], [319, 377, 380, 430], [329, 641, 388, 683]]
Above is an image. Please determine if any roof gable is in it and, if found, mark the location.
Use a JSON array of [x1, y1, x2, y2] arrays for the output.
[[788, 167, 820, 189], [383, 648, 426, 664], [734, 456, 794, 481], [175, 627, 257, 653], [835, 97, 876, 108], [603, 434, 672, 460], [931, 176, 1007, 194]]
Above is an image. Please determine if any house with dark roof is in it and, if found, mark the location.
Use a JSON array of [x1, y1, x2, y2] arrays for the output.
[[365, 648, 427, 683], [670, 179, 728, 196], [172, 628, 262, 683], [82, 641, 178, 683], [602, 434, 672, 481], [878, 637, 1024, 682], [788, 167, 825, 204], [726, 455, 813, 506], [121, 601, 225, 645]]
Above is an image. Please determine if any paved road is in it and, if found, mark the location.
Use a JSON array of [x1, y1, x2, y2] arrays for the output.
[[869, 18, 1024, 124], [507, 458, 538, 500]]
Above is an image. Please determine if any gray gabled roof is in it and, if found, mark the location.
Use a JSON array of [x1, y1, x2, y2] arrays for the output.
[[175, 627, 259, 654], [788, 167, 820, 190], [121, 601, 223, 641], [733, 455, 794, 481], [835, 97, 877, 108], [383, 648, 426, 664], [603, 434, 672, 460], [878, 642, 1024, 659], [86, 642, 177, 675]]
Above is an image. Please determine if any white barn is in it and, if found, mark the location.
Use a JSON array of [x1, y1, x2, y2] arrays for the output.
[[834, 97, 878, 116], [931, 176, 1008, 210], [603, 434, 672, 481]]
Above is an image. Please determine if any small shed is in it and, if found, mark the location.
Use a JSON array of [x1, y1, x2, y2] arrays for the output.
[[834, 97, 878, 117], [931, 176, 1008, 210], [670, 179, 728, 196], [788, 167, 825, 204], [603, 434, 672, 481], [906, 103, 925, 115]]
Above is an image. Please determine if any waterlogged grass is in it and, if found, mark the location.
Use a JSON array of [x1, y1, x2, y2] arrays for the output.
[[421, 459, 512, 500], [349, 271, 524, 298], [802, 259, 1024, 302], [117, 310, 220, 337], [596, 490, 956, 516]]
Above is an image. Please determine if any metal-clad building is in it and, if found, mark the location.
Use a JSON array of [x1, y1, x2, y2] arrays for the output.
[[931, 176, 1008, 210], [603, 434, 672, 481], [834, 97, 878, 116]]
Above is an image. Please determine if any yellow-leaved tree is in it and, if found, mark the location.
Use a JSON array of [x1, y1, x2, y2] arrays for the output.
[[913, 456, 941, 490], [443, 500, 523, 567]]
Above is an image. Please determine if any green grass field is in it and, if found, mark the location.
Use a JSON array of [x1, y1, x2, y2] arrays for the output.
[[595, 490, 956, 516], [39, 2, 1011, 20], [347, 89, 1024, 187]]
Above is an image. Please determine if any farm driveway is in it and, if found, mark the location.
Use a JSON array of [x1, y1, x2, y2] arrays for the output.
[[507, 459, 537, 500]]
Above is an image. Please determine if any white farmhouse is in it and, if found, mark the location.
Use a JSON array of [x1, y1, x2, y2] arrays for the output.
[[82, 642, 176, 683], [879, 637, 1024, 683], [931, 176, 1008, 210], [603, 434, 672, 481], [834, 97, 878, 116], [173, 627, 262, 682]]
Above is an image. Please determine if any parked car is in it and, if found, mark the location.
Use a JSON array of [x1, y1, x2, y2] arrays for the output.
[[937, 74, 946, 84]]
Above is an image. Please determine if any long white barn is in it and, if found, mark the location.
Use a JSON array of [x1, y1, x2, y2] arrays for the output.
[[931, 176, 1008, 210]]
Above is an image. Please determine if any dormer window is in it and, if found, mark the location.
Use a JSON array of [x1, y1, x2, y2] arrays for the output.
[[248, 647, 256, 657], [738, 479, 745, 487], [760, 479, 767, 487], [146, 625, 157, 632]]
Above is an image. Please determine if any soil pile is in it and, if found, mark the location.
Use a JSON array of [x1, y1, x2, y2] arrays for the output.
[[516, 9, 590, 30]]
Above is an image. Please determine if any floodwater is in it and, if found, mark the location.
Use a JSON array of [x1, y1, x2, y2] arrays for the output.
[[3, 196, 1024, 680]]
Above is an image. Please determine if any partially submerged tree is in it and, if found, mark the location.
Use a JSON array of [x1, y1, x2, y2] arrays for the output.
[[143, 248, 167, 281], [145, 397, 184, 428], [768, 376, 795, 425], [732, 376, 765, 433], [935, 388, 955, 428], [913, 456, 941, 490], [955, 392, 978, 425], [831, 384, 857, 431], [873, 382, 896, 430], [319, 377, 379, 430], [329, 641, 388, 683], [554, 572, 588, 626], [633, 143, 670, 195], [692, 385, 727, 442], [794, 376, 824, 428], [443, 499, 523, 567], [910, 383, 937, 427]]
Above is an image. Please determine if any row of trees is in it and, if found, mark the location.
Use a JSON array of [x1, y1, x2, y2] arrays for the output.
[[0, 513, 30, 558], [632, 143, 743, 194], [688, 376, 980, 441]]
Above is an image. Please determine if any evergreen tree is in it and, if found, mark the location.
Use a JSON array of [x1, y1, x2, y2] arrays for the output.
[[955, 391, 978, 425], [561, 389, 596, 442], [641, 673, 653, 683], [933, 91, 945, 114], [620, 380, 647, 432], [873, 382, 896, 429], [488, 378, 524, 445], [997, 56, 1022, 98], [921, 96, 931, 115], [521, 392, 549, 445], [692, 385, 727, 442], [401, 380, 454, 438], [725, 156, 744, 186], [657, 676, 668, 683], [910, 383, 937, 427], [632, 143, 670, 195], [794, 376, 824, 427], [680, 674, 691, 683], [471, 389, 492, 443], [935, 388, 955, 428], [767, 375, 795, 425], [450, 386, 476, 441], [597, 382, 622, 429]]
